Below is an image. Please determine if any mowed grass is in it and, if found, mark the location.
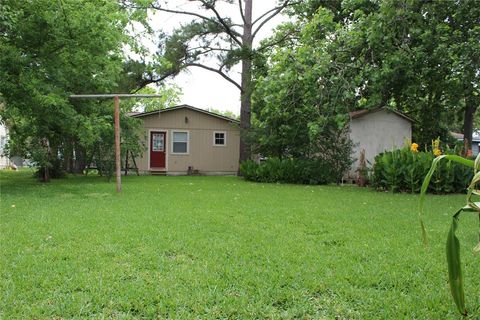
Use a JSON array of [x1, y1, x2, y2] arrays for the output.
[[0, 171, 479, 319]]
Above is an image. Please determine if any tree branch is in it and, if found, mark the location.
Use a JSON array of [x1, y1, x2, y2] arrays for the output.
[[197, 0, 243, 46], [252, 5, 283, 26], [257, 28, 297, 52], [185, 63, 242, 92], [251, 1, 302, 39], [187, 46, 230, 53], [149, 2, 242, 46], [149, 4, 214, 23], [252, 0, 299, 25], [252, 1, 295, 39], [134, 72, 174, 92], [238, 0, 246, 25], [59, 0, 75, 40]]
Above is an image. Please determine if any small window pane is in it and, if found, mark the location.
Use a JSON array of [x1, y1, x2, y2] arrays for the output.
[[214, 132, 225, 145], [173, 132, 188, 142], [173, 142, 187, 153], [152, 133, 164, 152], [172, 131, 188, 153]]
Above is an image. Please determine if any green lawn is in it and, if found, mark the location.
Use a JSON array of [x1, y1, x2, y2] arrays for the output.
[[1, 171, 479, 319]]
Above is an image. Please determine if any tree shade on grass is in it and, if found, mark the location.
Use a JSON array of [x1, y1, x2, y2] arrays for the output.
[[0, 171, 479, 319]]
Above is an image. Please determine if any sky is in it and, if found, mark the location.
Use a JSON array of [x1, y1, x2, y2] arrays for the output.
[[143, 0, 288, 115]]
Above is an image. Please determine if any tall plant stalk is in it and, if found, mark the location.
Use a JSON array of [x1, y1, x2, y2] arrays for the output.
[[419, 153, 480, 316]]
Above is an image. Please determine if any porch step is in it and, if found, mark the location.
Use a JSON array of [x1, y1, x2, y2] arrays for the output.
[[150, 170, 166, 176]]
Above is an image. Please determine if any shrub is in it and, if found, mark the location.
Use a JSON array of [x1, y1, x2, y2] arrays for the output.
[[34, 158, 66, 180], [372, 143, 472, 193], [240, 158, 334, 185]]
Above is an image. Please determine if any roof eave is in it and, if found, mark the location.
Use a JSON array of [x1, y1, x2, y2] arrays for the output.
[[349, 107, 414, 123], [131, 104, 240, 124]]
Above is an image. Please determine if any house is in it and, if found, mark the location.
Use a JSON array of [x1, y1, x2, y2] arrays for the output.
[[348, 108, 413, 177], [131, 105, 240, 175], [0, 121, 27, 169], [450, 131, 480, 156], [0, 121, 9, 168]]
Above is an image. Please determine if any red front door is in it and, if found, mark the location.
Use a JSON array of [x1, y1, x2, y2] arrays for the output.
[[150, 131, 166, 168]]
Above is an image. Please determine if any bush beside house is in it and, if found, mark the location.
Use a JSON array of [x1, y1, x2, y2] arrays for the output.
[[240, 157, 345, 185], [371, 142, 472, 193]]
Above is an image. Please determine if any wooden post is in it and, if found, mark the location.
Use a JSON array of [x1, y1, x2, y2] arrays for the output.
[[114, 95, 121, 193], [69, 94, 163, 193]]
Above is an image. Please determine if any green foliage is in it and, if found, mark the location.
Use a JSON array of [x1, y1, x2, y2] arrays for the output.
[[206, 108, 239, 120], [252, 12, 354, 164], [0, 0, 145, 180], [419, 153, 479, 315], [80, 104, 145, 180], [120, 85, 182, 113], [34, 158, 66, 180], [372, 147, 471, 193], [148, 0, 249, 84], [240, 158, 335, 185], [276, 0, 480, 147]]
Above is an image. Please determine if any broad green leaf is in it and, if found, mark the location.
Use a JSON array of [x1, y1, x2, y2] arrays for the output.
[[446, 211, 467, 316], [474, 153, 480, 174], [419, 154, 479, 315], [419, 155, 474, 245]]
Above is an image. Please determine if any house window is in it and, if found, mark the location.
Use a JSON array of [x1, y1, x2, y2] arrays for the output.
[[152, 133, 164, 152], [172, 131, 189, 154], [214, 131, 226, 146]]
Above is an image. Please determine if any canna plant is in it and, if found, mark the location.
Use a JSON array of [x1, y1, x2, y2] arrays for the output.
[[372, 140, 471, 194], [419, 152, 480, 316]]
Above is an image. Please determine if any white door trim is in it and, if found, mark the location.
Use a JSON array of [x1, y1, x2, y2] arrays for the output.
[[148, 128, 168, 171]]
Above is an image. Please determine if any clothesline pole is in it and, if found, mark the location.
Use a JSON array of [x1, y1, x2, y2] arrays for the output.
[[70, 94, 163, 193]]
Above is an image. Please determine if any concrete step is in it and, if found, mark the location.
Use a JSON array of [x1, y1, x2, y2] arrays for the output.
[[150, 170, 166, 176]]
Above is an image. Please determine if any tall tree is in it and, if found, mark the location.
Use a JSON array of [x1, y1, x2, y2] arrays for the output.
[[135, 0, 296, 163], [442, 0, 480, 149], [281, 0, 479, 148], [0, 0, 145, 180], [251, 8, 355, 163]]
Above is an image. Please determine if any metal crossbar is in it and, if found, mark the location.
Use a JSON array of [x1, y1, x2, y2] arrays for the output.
[[70, 94, 163, 98]]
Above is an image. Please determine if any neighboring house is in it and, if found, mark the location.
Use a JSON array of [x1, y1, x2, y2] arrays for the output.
[[131, 104, 240, 175], [451, 131, 480, 156], [0, 121, 9, 168], [348, 108, 413, 177], [0, 121, 26, 169]]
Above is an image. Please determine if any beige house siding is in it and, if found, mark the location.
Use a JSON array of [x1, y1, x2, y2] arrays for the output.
[[349, 109, 412, 176], [134, 107, 240, 174]]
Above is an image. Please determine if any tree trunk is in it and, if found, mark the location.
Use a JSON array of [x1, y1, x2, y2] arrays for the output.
[[463, 101, 475, 152], [43, 165, 50, 182], [239, 0, 253, 164], [62, 140, 74, 173], [73, 145, 87, 174], [42, 137, 51, 182]]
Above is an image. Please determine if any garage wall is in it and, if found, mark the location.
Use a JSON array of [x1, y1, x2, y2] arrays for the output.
[[349, 110, 412, 176]]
